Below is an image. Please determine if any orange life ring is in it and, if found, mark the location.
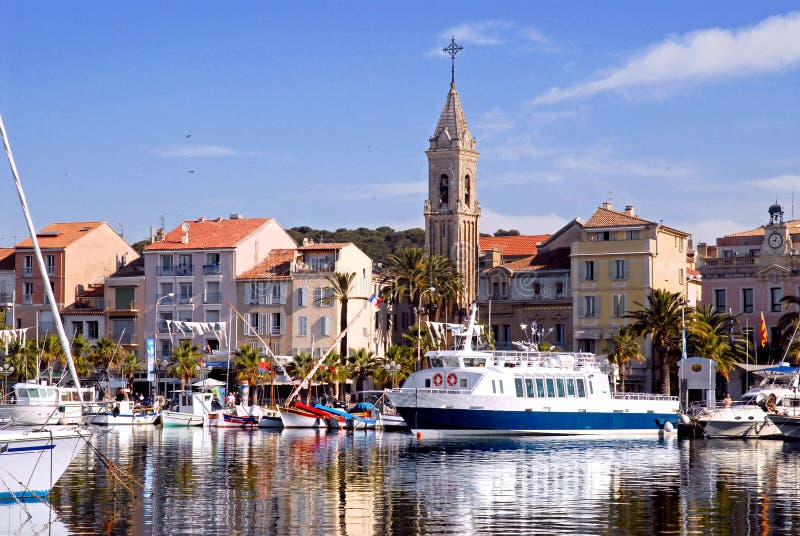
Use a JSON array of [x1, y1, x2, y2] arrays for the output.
[[433, 373, 443, 387], [447, 372, 458, 387]]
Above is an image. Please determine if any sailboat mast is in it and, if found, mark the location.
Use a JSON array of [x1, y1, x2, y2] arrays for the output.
[[0, 114, 84, 403]]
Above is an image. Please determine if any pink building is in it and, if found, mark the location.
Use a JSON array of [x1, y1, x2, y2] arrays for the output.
[[698, 202, 800, 360]]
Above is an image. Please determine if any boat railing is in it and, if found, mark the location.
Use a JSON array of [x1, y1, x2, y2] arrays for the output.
[[487, 350, 601, 370], [611, 392, 678, 402]]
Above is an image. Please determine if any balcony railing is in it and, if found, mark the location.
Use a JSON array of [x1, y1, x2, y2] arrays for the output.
[[175, 265, 194, 276], [22, 268, 33, 277], [22, 293, 33, 305], [157, 266, 174, 276], [0, 292, 12, 304], [203, 264, 221, 276], [702, 256, 757, 267], [203, 292, 221, 304], [177, 296, 193, 305], [293, 261, 335, 273]]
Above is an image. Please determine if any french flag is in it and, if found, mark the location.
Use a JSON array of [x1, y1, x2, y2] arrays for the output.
[[368, 294, 383, 307]]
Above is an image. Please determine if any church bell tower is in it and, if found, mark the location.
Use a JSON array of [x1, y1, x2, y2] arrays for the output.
[[423, 37, 481, 307]]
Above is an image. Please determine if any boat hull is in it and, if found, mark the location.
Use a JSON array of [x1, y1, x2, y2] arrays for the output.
[[766, 414, 800, 439], [0, 428, 89, 498], [0, 403, 84, 426], [161, 411, 205, 427], [700, 407, 780, 439], [278, 407, 324, 429], [377, 413, 408, 431], [207, 412, 257, 428]]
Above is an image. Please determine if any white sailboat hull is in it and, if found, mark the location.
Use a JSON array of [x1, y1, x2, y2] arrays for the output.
[[278, 408, 324, 428], [0, 428, 89, 498], [161, 411, 205, 427]]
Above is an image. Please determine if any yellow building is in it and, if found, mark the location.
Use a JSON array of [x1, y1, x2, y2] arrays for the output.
[[572, 203, 692, 391]]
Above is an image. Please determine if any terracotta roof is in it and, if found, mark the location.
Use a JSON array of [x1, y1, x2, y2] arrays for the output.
[[297, 242, 352, 251], [237, 249, 295, 279], [687, 268, 701, 277], [108, 256, 145, 278], [144, 218, 279, 251], [0, 248, 14, 270], [724, 220, 800, 238], [496, 247, 571, 273], [584, 207, 653, 228], [479, 235, 550, 257], [15, 222, 107, 249]]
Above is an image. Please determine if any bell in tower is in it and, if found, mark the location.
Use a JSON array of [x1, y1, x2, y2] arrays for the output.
[[768, 201, 783, 226]]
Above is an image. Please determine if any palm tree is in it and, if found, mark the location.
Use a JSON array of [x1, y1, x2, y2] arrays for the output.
[[7, 340, 37, 382], [348, 348, 378, 393], [626, 289, 686, 395], [604, 326, 644, 393], [168, 341, 203, 391], [324, 272, 357, 382], [235, 345, 266, 405], [71, 334, 93, 378], [119, 351, 142, 389], [688, 305, 747, 378], [91, 336, 118, 372], [317, 351, 347, 400], [290, 351, 316, 404], [372, 344, 414, 388], [383, 247, 428, 324], [424, 253, 464, 322], [778, 295, 800, 362], [40, 334, 64, 384]]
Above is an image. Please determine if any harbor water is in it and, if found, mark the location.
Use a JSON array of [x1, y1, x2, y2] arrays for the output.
[[15, 427, 800, 534]]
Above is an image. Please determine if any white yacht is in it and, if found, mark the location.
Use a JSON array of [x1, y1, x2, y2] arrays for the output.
[[0, 381, 97, 425], [699, 365, 799, 439], [387, 304, 679, 438]]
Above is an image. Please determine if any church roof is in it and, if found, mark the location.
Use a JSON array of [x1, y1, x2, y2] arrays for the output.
[[429, 82, 476, 152], [479, 235, 550, 257]]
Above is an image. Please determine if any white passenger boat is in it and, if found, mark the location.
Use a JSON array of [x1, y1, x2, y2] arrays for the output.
[[698, 365, 799, 439], [0, 381, 97, 426], [0, 427, 89, 499], [386, 304, 679, 438], [161, 391, 216, 427], [86, 400, 161, 426]]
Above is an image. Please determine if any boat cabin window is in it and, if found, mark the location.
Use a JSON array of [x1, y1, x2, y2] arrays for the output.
[[588, 379, 594, 395], [545, 378, 555, 398], [556, 379, 566, 398], [460, 378, 468, 388], [83, 391, 94, 402], [566, 378, 576, 397], [462, 357, 486, 367], [515, 378, 524, 398], [61, 393, 72, 402], [525, 378, 535, 398], [429, 357, 444, 368], [535, 377, 546, 398], [492, 380, 496, 394], [576, 379, 586, 398], [25, 388, 39, 398], [498, 380, 504, 394], [424, 378, 431, 388]]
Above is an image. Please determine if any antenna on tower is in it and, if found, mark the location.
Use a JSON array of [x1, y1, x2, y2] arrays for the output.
[[160, 212, 166, 231]]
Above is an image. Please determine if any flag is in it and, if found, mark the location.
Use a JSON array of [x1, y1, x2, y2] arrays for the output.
[[368, 294, 383, 307], [759, 311, 768, 347]]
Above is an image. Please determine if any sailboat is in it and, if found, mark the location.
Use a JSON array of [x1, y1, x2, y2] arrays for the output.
[[0, 113, 91, 498]]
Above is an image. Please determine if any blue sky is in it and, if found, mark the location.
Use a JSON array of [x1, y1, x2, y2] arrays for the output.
[[2, 2, 799, 247]]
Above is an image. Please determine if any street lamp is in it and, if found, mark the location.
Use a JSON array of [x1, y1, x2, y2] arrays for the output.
[[195, 364, 213, 391], [154, 292, 175, 396], [0, 363, 14, 400], [416, 287, 436, 371], [384, 360, 401, 389]]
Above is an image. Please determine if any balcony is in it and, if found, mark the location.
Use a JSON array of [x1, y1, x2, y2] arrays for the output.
[[203, 264, 222, 276], [702, 256, 757, 267], [22, 293, 33, 305], [293, 261, 336, 273], [157, 266, 175, 276], [177, 295, 194, 305], [175, 265, 194, 276], [203, 292, 221, 304], [22, 268, 33, 277], [700, 256, 758, 278]]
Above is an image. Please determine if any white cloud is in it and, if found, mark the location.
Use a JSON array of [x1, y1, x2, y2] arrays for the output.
[[480, 208, 568, 235], [553, 148, 695, 179], [155, 145, 240, 158], [748, 173, 800, 191], [473, 109, 514, 140], [427, 20, 549, 56], [319, 181, 426, 202], [532, 12, 800, 105]]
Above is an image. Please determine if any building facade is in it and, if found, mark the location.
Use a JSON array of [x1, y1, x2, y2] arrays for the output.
[[698, 203, 800, 358], [236, 242, 376, 359], [13, 222, 138, 337], [143, 215, 296, 360], [572, 203, 692, 391]]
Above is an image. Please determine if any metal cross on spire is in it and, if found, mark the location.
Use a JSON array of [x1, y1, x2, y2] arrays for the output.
[[443, 36, 463, 84]]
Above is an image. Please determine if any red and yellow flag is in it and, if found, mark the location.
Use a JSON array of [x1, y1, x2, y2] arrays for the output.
[[759, 311, 768, 347]]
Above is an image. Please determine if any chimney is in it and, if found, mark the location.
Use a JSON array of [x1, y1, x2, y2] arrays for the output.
[[197, 216, 205, 222], [302, 237, 309, 246], [625, 205, 635, 216], [601, 202, 613, 210], [230, 213, 243, 220]]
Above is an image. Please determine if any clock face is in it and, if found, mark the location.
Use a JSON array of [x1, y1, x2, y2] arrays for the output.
[[769, 233, 783, 249]]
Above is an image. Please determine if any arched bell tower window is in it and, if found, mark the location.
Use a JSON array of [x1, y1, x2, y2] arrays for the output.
[[465, 175, 471, 206], [439, 174, 449, 205]]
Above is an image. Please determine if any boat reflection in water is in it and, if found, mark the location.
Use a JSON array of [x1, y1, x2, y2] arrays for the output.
[[46, 427, 800, 535]]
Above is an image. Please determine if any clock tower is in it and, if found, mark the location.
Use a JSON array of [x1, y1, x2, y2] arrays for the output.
[[763, 202, 792, 255]]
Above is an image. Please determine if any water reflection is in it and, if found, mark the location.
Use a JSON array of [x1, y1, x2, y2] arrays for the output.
[[45, 429, 800, 535]]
